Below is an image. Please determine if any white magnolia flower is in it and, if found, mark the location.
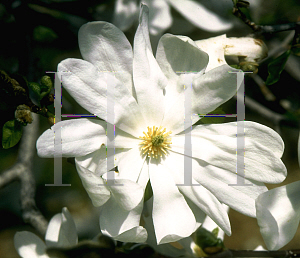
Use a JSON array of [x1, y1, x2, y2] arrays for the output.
[[14, 208, 78, 258], [37, 4, 286, 245], [255, 133, 300, 250], [142, 204, 228, 257], [113, 0, 234, 35]]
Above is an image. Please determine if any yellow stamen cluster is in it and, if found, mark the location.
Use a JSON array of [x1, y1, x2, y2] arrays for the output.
[[139, 126, 172, 159]]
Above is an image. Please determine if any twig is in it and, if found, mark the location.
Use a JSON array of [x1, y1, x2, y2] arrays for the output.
[[257, 22, 300, 35], [241, 95, 284, 123], [233, 3, 300, 35], [233, 6, 260, 31], [264, 32, 294, 62], [0, 114, 48, 235], [284, 54, 300, 82], [244, 95, 284, 133], [204, 249, 300, 258], [250, 74, 276, 101]]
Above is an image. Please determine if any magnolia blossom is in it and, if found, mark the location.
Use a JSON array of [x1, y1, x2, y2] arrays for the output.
[[195, 35, 268, 73], [256, 133, 300, 250], [14, 208, 78, 258], [113, 0, 234, 35], [37, 4, 286, 245]]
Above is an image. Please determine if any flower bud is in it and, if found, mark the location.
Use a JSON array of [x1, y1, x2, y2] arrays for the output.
[[195, 35, 268, 72], [15, 104, 33, 125]]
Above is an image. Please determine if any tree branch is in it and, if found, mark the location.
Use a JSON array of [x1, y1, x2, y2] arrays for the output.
[[233, 3, 300, 36], [205, 249, 300, 258], [0, 114, 48, 235]]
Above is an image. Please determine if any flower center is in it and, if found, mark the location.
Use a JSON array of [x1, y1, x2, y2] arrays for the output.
[[139, 126, 172, 159]]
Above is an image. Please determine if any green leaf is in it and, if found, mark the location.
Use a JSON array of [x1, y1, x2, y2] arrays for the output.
[[144, 180, 153, 203], [199, 107, 226, 124], [212, 227, 219, 238], [40, 76, 53, 101], [28, 77, 52, 102], [266, 50, 291, 85], [33, 25, 58, 43], [2, 119, 23, 149], [28, 82, 42, 99], [195, 227, 225, 255], [195, 227, 219, 249]]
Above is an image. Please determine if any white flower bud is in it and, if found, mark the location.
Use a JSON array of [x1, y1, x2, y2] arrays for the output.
[[195, 35, 268, 72]]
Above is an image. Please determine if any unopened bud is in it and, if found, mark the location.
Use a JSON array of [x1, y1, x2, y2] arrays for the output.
[[224, 37, 268, 65], [48, 116, 54, 125], [15, 104, 33, 125], [239, 61, 259, 73], [195, 35, 268, 72], [41, 75, 53, 89]]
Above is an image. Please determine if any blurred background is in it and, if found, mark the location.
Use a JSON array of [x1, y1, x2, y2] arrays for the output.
[[1, 0, 300, 257]]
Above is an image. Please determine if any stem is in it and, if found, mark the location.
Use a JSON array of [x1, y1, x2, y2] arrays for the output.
[[208, 249, 300, 257], [233, 4, 300, 35], [258, 22, 300, 35], [0, 114, 48, 236]]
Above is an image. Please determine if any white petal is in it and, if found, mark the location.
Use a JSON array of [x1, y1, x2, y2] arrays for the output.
[[143, 0, 172, 35], [57, 59, 145, 136], [143, 201, 194, 257], [137, 158, 150, 188], [117, 147, 145, 182], [14, 232, 48, 258], [202, 204, 230, 240], [165, 152, 231, 235], [133, 4, 167, 126], [156, 34, 208, 86], [149, 160, 196, 244], [167, 0, 233, 32], [112, 0, 138, 32], [195, 35, 227, 71], [45, 208, 78, 248], [192, 65, 240, 116], [78, 21, 134, 95], [37, 118, 140, 158], [192, 158, 267, 217], [155, 34, 209, 134], [107, 178, 144, 210], [100, 197, 147, 243], [255, 245, 267, 251], [182, 194, 206, 228], [256, 181, 300, 250], [162, 64, 239, 134], [164, 145, 267, 217], [37, 118, 106, 158], [172, 122, 286, 184], [76, 148, 131, 177], [75, 160, 111, 207]]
